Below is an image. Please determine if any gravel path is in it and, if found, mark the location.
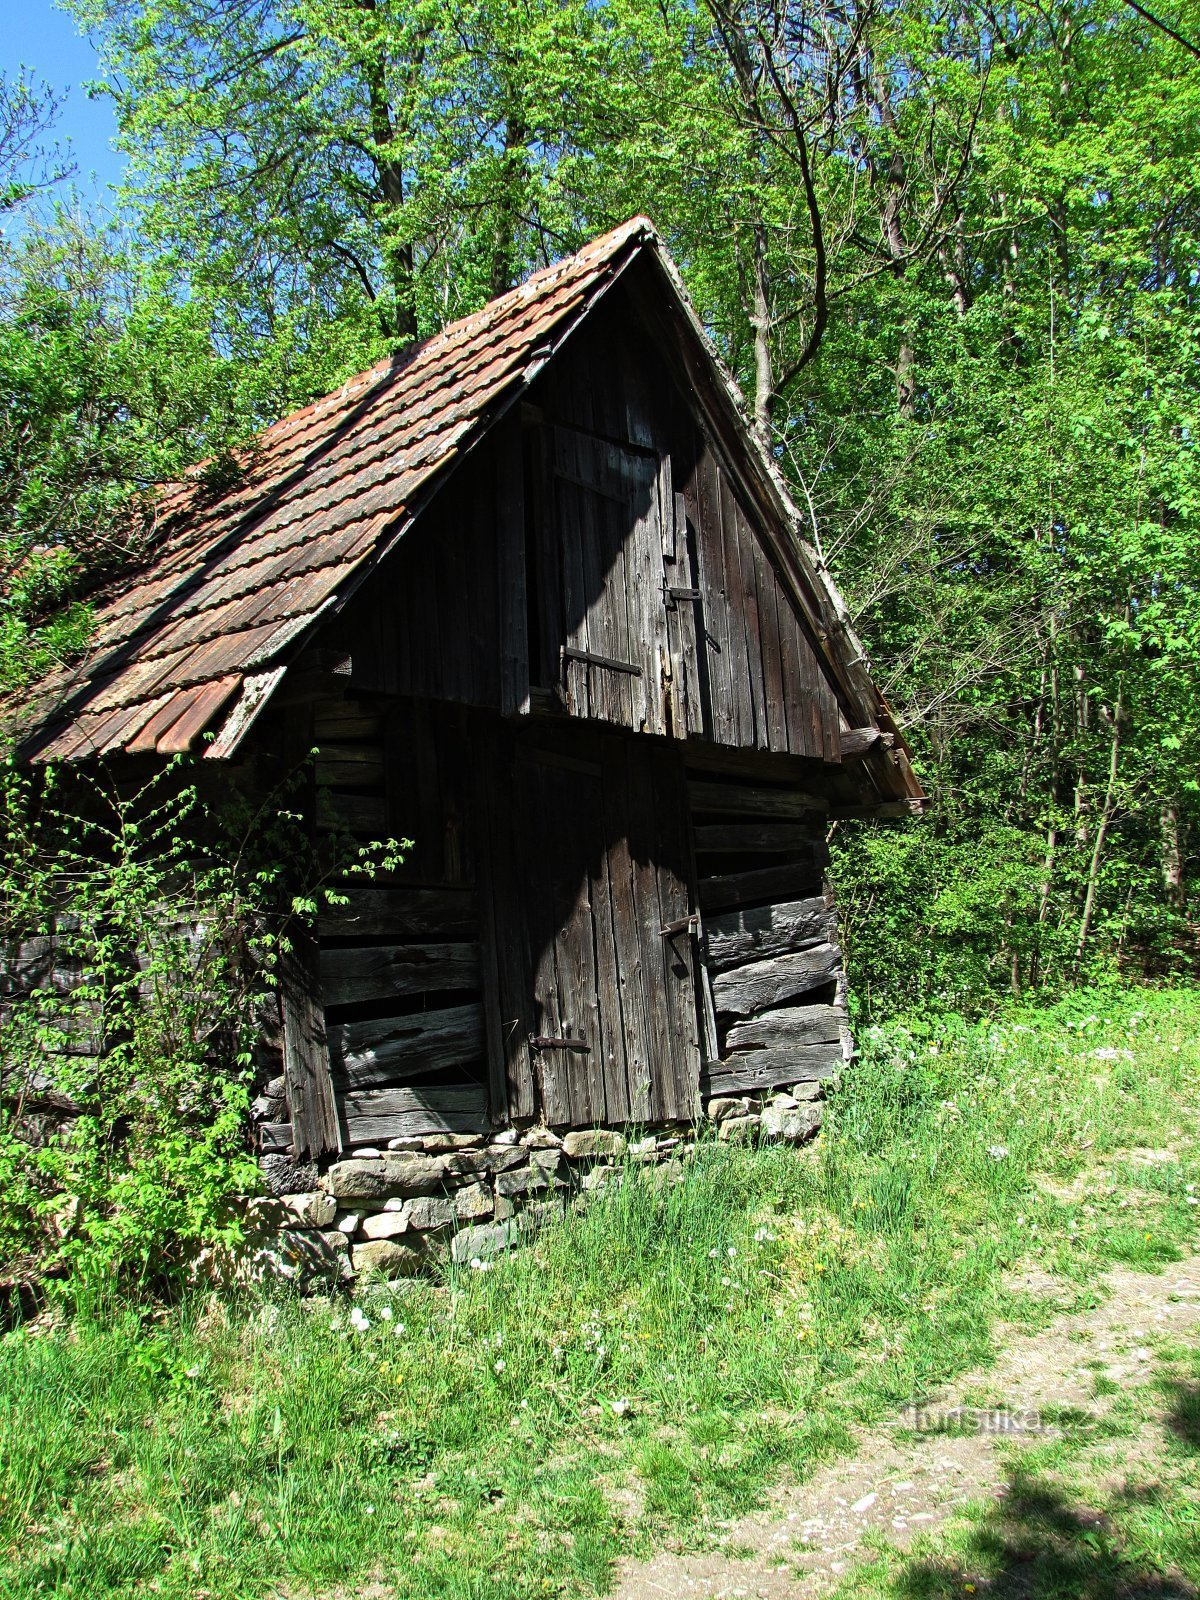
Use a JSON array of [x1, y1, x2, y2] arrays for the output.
[[612, 1254, 1200, 1600]]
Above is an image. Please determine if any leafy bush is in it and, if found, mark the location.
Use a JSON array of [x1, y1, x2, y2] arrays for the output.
[[0, 763, 287, 1296]]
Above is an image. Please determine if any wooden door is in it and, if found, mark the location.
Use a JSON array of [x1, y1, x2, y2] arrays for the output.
[[531, 423, 701, 739], [485, 730, 702, 1127]]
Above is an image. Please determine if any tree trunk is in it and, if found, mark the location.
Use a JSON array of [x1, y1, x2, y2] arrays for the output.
[[1161, 798, 1188, 914], [359, 0, 417, 340], [490, 93, 527, 299], [751, 218, 774, 441], [1074, 688, 1124, 970]]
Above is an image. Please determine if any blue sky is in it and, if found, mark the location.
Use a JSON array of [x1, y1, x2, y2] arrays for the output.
[[3, 1, 125, 205]]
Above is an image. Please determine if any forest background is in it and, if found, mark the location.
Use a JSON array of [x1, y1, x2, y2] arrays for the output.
[[3, 0, 1199, 1023]]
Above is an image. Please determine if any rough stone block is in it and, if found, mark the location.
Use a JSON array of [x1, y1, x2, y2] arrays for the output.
[[445, 1144, 526, 1178], [258, 1154, 319, 1197], [421, 1132, 487, 1153], [521, 1126, 563, 1150], [562, 1130, 628, 1160], [327, 1154, 446, 1201], [404, 1195, 457, 1232], [283, 1191, 337, 1228], [197, 1225, 347, 1293], [580, 1164, 616, 1192], [717, 1115, 759, 1143], [760, 1104, 822, 1143], [361, 1210, 411, 1241], [352, 1238, 427, 1277], [450, 1220, 521, 1264], [705, 1097, 753, 1122], [452, 1182, 494, 1221], [496, 1162, 556, 1199]]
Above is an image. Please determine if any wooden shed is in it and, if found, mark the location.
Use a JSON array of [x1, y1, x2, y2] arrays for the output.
[[11, 218, 924, 1167]]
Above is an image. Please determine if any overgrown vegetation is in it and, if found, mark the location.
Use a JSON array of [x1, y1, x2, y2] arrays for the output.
[[2, 988, 1196, 1598], [0, 762, 402, 1294]]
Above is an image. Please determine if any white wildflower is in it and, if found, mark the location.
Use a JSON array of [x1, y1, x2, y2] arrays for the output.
[[349, 1306, 370, 1333], [987, 1145, 1010, 1161]]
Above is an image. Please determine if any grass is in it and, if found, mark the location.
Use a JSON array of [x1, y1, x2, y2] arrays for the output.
[[2, 987, 1199, 1599]]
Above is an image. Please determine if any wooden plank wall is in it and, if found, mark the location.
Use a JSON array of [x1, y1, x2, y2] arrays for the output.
[[260, 695, 492, 1154], [686, 759, 852, 1097]]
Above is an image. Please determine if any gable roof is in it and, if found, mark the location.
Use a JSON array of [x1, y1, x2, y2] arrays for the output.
[[9, 217, 918, 797]]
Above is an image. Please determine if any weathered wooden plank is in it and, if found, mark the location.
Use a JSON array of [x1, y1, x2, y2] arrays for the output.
[[319, 942, 480, 1008], [317, 790, 388, 838], [279, 937, 342, 1160], [340, 1082, 490, 1143], [718, 470, 756, 748], [496, 412, 529, 717], [705, 896, 837, 971], [702, 1047, 843, 1097], [328, 1003, 486, 1087], [687, 780, 828, 818], [838, 726, 883, 758], [711, 943, 842, 1017], [485, 733, 537, 1120], [752, 540, 789, 754], [601, 736, 653, 1121], [694, 822, 825, 854], [590, 784, 632, 1125], [317, 886, 477, 941], [315, 747, 386, 788], [694, 447, 735, 745], [664, 487, 701, 738], [312, 703, 383, 742], [698, 855, 829, 914], [646, 742, 702, 1121], [732, 497, 769, 749], [725, 1002, 844, 1052]]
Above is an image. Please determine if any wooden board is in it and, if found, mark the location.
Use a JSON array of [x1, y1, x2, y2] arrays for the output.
[[710, 943, 842, 1016], [702, 1048, 843, 1096], [694, 822, 824, 854], [724, 1002, 844, 1052], [687, 780, 828, 818], [704, 896, 838, 972], [319, 942, 480, 1008], [318, 886, 478, 941], [279, 937, 342, 1160], [698, 856, 829, 914], [328, 1004, 486, 1087]]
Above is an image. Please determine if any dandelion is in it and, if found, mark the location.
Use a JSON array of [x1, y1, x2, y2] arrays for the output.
[[988, 1145, 1010, 1160], [349, 1307, 370, 1333], [728, 1246, 737, 1258], [378, 1306, 393, 1322], [494, 1358, 506, 1373]]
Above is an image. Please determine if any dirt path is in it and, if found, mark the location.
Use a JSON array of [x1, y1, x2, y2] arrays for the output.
[[613, 1254, 1200, 1600]]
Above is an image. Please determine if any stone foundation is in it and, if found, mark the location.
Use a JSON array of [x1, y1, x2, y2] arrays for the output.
[[242, 1081, 829, 1290]]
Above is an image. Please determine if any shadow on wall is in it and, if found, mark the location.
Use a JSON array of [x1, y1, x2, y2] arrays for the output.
[[895, 1466, 1198, 1600]]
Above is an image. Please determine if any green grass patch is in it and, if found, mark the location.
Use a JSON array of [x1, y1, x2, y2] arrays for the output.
[[2, 987, 1199, 1599]]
